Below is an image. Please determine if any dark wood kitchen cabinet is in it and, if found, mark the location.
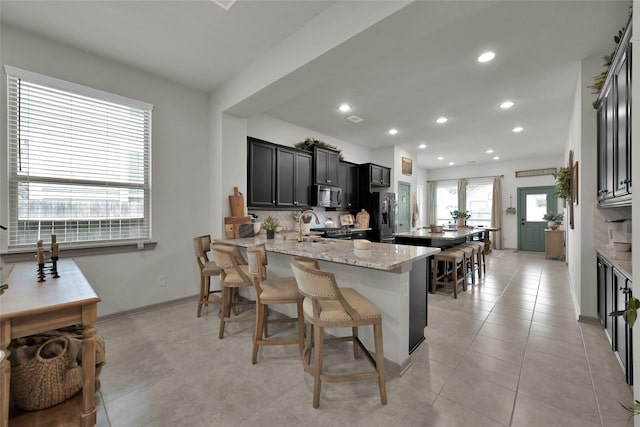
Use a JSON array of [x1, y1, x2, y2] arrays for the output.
[[313, 146, 339, 186], [247, 137, 311, 209], [614, 267, 633, 385], [596, 19, 632, 206], [248, 138, 276, 208], [276, 146, 312, 208], [596, 253, 633, 385], [337, 161, 359, 208]]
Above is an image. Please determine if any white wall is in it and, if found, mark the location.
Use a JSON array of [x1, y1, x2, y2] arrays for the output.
[[0, 25, 212, 317], [247, 114, 371, 162], [426, 156, 562, 249]]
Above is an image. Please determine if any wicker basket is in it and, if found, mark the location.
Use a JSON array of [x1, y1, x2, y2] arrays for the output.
[[10, 336, 82, 411]]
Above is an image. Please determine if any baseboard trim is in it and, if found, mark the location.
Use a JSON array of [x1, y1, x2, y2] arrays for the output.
[[578, 315, 600, 324], [97, 295, 197, 322]]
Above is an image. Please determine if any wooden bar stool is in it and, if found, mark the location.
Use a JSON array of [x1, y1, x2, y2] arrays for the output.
[[211, 243, 256, 339], [193, 235, 222, 318], [290, 257, 387, 409], [246, 244, 305, 364], [463, 241, 485, 277], [458, 245, 476, 286], [432, 249, 466, 298]]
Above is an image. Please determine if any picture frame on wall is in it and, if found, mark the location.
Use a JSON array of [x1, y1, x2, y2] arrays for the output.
[[402, 157, 412, 175]]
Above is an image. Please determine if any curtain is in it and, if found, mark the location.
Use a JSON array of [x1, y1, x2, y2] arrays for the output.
[[491, 176, 504, 249], [426, 182, 437, 226], [457, 179, 467, 212]]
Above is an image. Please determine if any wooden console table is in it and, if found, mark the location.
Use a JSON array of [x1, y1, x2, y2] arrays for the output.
[[0, 259, 100, 427]]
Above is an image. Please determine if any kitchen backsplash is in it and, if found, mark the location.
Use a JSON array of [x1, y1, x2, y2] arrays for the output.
[[593, 204, 632, 247], [248, 209, 354, 232]]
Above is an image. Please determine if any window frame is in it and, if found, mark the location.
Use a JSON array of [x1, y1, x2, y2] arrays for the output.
[[4, 65, 153, 252]]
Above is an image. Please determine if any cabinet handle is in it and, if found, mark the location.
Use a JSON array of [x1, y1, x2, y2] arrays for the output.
[[294, 201, 298, 205], [272, 200, 275, 204], [326, 180, 332, 184]]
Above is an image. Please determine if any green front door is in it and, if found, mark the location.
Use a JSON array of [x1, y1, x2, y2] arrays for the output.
[[398, 181, 411, 232], [517, 186, 557, 252]]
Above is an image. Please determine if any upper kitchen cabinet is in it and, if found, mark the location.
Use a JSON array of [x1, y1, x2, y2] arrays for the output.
[[362, 163, 391, 188], [596, 19, 632, 207], [337, 161, 359, 209], [248, 137, 276, 208], [247, 137, 311, 209], [313, 146, 339, 186], [276, 146, 312, 208]]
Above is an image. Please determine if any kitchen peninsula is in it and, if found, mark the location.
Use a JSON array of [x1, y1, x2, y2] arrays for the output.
[[224, 234, 440, 375]]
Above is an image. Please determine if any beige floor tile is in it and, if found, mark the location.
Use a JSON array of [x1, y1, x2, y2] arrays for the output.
[[469, 334, 526, 365], [522, 348, 591, 386], [485, 311, 532, 333], [517, 367, 599, 421], [440, 370, 516, 425], [457, 349, 521, 391], [477, 322, 529, 348], [511, 394, 600, 427], [427, 396, 506, 426]]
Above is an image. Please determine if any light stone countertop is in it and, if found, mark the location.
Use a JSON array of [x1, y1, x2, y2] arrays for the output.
[[224, 233, 440, 271], [596, 244, 632, 279], [394, 227, 482, 241]]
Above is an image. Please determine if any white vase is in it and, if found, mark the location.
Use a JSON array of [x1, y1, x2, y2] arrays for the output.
[[302, 223, 311, 235]]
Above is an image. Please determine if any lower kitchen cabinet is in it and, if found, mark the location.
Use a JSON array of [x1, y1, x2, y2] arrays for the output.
[[597, 254, 633, 385]]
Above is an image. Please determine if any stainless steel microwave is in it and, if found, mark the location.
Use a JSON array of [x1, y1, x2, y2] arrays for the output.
[[312, 185, 342, 208]]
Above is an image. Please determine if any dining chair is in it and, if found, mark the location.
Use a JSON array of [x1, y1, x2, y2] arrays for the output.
[[192, 235, 222, 317], [211, 243, 256, 339], [290, 257, 387, 409], [245, 243, 304, 364]]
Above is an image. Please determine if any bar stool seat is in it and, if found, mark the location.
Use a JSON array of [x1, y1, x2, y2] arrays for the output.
[[193, 235, 222, 318], [246, 244, 304, 364], [290, 257, 387, 409], [463, 241, 485, 277], [432, 249, 466, 298], [211, 243, 256, 339]]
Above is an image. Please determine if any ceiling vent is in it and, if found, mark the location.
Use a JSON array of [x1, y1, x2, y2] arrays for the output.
[[212, 0, 237, 11], [347, 115, 364, 123]]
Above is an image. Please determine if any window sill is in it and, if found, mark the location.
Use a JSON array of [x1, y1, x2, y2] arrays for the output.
[[1, 241, 157, 263]]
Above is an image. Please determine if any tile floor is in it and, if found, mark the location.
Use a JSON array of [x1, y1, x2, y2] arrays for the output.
[[10, 250, 635, 426]]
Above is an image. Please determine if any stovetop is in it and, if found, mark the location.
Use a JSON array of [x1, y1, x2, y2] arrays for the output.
[[311, 227, 368, 238]]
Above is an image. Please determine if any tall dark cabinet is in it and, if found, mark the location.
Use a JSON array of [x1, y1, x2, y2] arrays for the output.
[[248, 138, 277, 208], [277, 147, 312, 208], [596, 18, 632, 206], [337, 161, 359, 209], [313, 146, 339, 186]]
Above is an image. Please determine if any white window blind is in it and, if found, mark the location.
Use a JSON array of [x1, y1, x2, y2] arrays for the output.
[[5, 66, 153, 249]]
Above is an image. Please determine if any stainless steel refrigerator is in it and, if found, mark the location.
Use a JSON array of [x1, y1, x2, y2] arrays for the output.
[[370, 192, 397, 243]]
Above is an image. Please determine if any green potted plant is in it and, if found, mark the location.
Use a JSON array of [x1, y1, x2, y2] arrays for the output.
[[553, 167, 571, 200], [543, 213, 564, 230], [450, 210, 471, 227], [262, 216, 279, 240]]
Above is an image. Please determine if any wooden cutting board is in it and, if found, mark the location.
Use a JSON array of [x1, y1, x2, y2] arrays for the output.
[[228, 187, 244, 217]]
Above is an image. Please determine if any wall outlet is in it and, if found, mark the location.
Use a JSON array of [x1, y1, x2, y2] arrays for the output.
[[137, 242, 144, 250], [158, 275, 167, 287]]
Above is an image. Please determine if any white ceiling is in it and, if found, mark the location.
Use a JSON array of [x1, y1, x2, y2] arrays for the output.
[[0, 1, 631, 170]]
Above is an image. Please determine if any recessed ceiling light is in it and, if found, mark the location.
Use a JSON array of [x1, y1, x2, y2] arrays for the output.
[[436, 117, 448, 124], [388, 128, 398, 135], [486, 149, 494, 154], [493, 156, 500, 160], [437, 156, 444, 160], [500, 101, 514, 109], [418, 143, 427, 149], [338, 103, 352, 112], [477, 51, 495, 63], [448, 162, 455, 166], [512, 126, 524, 133]]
